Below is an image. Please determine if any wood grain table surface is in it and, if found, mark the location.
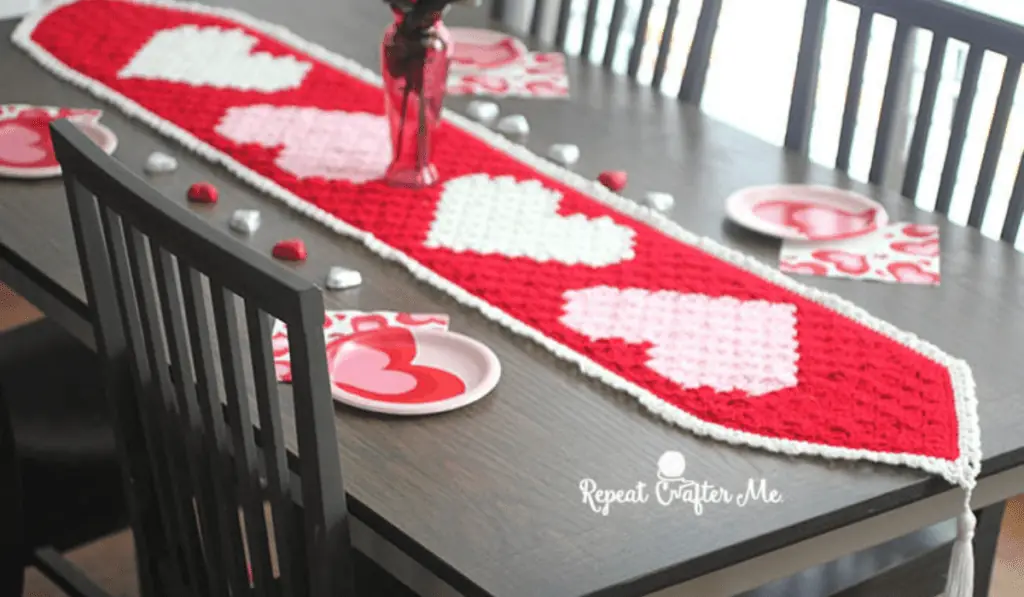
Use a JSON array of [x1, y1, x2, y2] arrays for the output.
[[2, 1, 1024, 596]]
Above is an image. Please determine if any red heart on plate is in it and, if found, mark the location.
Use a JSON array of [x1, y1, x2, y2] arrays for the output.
[[598, 170, 627, 192], [0, 108, 109, 172], [272, 239, 307, 261], [0, 123, 49, 166], [890, 238, 939, 257], [328, 327, 466, 404], [753, 201, 877, 239], [810, 249, 870, 275]]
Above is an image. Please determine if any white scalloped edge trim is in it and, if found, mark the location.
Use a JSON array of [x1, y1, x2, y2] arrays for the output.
[[13, 0, 980, 491]]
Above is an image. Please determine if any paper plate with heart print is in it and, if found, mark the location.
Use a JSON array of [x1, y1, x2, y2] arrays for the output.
[[448, 27, 528, 72], [326, 327, 500, 415], [0, 105, 118, 179], [725, 184, 888, 242]]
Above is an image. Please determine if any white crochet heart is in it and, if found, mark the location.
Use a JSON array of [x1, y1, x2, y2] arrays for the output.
[[119, 25, 311, 92], [561, 286, 800, 396], [425, 174, 636, 267]]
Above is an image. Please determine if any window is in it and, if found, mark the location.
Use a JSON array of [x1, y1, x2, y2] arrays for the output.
[[559, 0, 1024, 247]]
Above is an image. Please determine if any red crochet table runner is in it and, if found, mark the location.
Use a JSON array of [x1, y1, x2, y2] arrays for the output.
[[15, 1, 980, 496]]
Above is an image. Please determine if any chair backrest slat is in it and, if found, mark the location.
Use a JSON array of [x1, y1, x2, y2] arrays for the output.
[[602, 0, 629, 69], [933, 44, 984, 215], [555, 0, 573, 48], [62, 178, 161, 597], [51, 119, 352, 597], [626, 0, 655, 79], [677, 0, 723, 103], [246, 303, 302, 597], [285, 289, 353, 597], [786, 0, 828, 154], [524, 0, 539, 36], [579, 0, 603, 60], [868, 21, 912, 186], [152, 247, 225, 597], [123, 223, 211, 594], [210, 284, 274, 597], [1001, 154, 1024, 244], [527, 0, 544, 37], [969, 59, 1022, 228], [97, 208, 189, 587], [901, 33, 948, 200], [179, 265, 253, 596], [836, 9, 874, 172], [650, 0, 683, 91]]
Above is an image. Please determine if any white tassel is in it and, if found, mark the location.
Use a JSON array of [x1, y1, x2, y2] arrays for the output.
[[943, 497, 976, 597]]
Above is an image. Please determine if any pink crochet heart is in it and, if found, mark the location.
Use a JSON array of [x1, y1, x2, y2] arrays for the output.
[[561, 286, 799, 396]]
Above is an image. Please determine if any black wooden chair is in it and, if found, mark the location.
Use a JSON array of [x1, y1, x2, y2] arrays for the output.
[[491, 0, 723, 101], [785, 5, 1020, 582], [51, 119, 416, 597], [787, 0, 1024, 243], [0, 319, 127, 597]]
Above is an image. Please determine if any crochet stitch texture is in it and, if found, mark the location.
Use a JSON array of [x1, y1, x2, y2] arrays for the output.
[[14, 0, 979, 493]]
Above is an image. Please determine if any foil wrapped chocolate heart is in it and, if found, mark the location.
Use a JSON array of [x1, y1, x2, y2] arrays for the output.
[[496, 114, 529, 136], [229, 209, 261, 234], [466, 100, 499, 124], [645, 191, 674, 212], [547, 143, 580, 166], [144, 151, 177, 174], [325, 266, 363, 290]]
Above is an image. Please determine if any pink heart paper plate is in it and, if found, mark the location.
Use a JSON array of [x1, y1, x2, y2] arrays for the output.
[[0, 104, 118, 179], [326, 327, 500, 416], [448, 27, 528, 72], [725, 184, 888, 242]]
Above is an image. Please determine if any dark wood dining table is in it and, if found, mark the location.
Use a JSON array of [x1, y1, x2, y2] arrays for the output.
[[2, 1, 1024, 596]]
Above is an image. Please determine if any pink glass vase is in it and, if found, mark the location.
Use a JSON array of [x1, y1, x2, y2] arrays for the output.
[[381, 11, 452, 188]]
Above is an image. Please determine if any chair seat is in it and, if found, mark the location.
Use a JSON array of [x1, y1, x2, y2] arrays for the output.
[[19, 456, 127, 551], [0, 319, 127, 560], [0, 319, 116, 463]]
